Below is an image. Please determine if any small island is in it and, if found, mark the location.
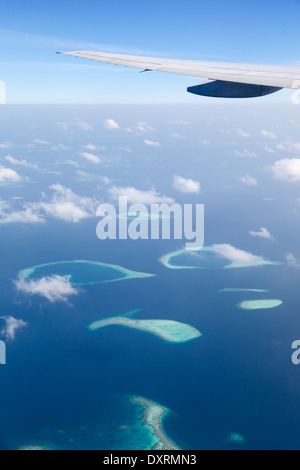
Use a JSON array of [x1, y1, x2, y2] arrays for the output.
[[219, 288, 269, 293], [238, 299, 283, 310], [88, 315, 202, 343]]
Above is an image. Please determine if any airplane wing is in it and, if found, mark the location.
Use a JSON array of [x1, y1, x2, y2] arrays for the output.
[[58, 51, 300, 98]]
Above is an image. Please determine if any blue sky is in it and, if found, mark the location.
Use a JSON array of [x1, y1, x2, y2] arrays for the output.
[[0, 0, 300, 103]]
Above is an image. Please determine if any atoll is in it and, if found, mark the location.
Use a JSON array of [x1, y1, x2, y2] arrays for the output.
[[131, 396, 180, 450], [160, 246, 280, 270], [238, 299, 283, 310], [219, 288, 269, 293], [18, 260, 155, 286], [88, 314, 201, 343]]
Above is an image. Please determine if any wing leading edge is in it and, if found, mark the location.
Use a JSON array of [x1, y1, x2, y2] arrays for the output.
[[58, 51, 300, 98]]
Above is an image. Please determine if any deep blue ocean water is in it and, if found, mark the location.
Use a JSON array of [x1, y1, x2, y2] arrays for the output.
[[0, 104, 300, 450]]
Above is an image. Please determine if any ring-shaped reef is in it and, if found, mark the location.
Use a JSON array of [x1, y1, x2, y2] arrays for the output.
[[18, 260, 155, 286], [160, 246, 280, 270]]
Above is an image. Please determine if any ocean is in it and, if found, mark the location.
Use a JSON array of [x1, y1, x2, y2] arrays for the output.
[[0, 104, 300, 450]]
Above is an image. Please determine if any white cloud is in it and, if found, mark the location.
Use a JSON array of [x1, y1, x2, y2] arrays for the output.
[[276, 141, 300, 153], [0, 206, 45, 224], [83, 144, 97, 151], [249, 227, 274, 241], [0, 316, 27, 341], [234, 149, 258, 158], [136, 121, 154, 132], [33, 139, 50, 145], [127, 121, 154, 134], [0, 184, 98, 224], [74, 118, 93, 131], [0, 200, 10, 214], [0, 197, 45, 224], [109, 186, 174, 205], [80, 152, 102, 164], [51, 144, 69, 152], [270, 158, 300, 182], [173, 175, 200, 194], [57, 118, 93, 131], [144, 139, 161, 148], [0, 142, 13, 149], [0, 166, 22, 183], [171, 133, 186, 140], [211, 244, 265, 266], [260, 130, 277, 139], [286, 253, 300, 269], [32, 184, 97, 222], [103, 119, 120, 130], [240, 175, 258, 186], [5, 155, 38, 170], [265, 146, 275, 154], [15, 275, 78, 303], [234, 128, 251, 138]]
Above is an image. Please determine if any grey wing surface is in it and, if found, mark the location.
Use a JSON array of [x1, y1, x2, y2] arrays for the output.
[[58, 51, 300, 98]]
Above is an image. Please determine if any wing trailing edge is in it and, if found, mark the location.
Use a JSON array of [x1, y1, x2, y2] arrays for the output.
[[58, 51, 300, 99]]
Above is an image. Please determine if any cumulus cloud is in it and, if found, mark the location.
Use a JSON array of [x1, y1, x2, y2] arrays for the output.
[[0, 200, 10, 214], [57, 118, 93, 131], [80, 152, 102, 164], [286, 253, 300, 269], [211, 244, 265, 266], [127, 121, 154, 134], [0, 197, 45, 224], [0, 184, 98, 224], [0, 142, 13, 149], [270, 158, 300, 182], [173, 175, 200, 194], [234, 128, 251, 138], [15, 275, 78, 303], [249, 227, 275, 241], [32, 184, 98, 223], [0, 166, 23, 183], [51, 144, 69, 152], [260, 130, 277, 139], [265, 146, 276, 154], [0, 206, 45, 224], [240, 175, 258, 186], [144, 139, 161, 148], [103, 119, 120, 130], [109, 186, 174, 205], [0, 316, 27, 341], [74, 118, 93, 131], [171, 133, 186, 140], [5, 155, 38, 170], [276, 141, 300, 153], [83, 144, 97, 151], [234, 149, 257, 158], [33, 139, 50, 145]]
